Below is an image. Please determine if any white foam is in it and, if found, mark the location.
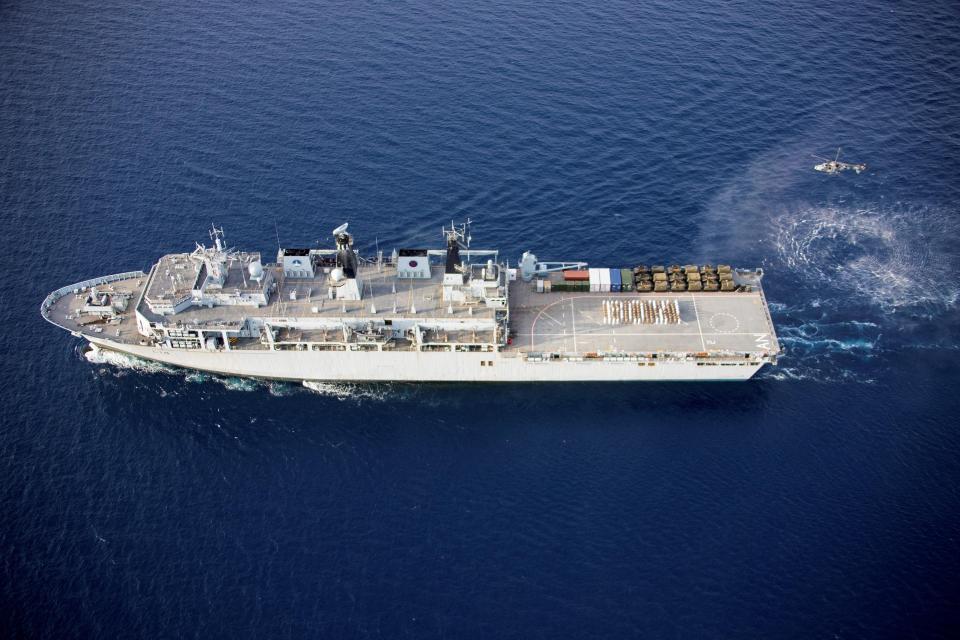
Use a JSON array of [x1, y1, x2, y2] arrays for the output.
[[182, 370, 258, 392], [699, 146, 959, 383], [84, 346, 178, 376], [85, 346, 261, 393], [302, 380, 393, 403], [82, 345, 409, 399], [770, 203, 960, 313]]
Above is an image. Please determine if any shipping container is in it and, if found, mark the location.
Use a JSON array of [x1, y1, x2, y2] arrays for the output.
[[536, 278, 544, 293], [609, 268, 621, 292], [589, 268, 601, 292], [598, 268, 611, 293], [620, 268, 634, 291], [563, 270, 590, 281], [544, 279, 552, 293]]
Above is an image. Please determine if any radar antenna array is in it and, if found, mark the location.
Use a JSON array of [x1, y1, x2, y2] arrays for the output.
[[209, 224, 226, 252], [443, 219, 472, 250]]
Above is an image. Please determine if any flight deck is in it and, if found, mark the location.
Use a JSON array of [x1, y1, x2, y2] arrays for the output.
[[509, 283, 777, 356]]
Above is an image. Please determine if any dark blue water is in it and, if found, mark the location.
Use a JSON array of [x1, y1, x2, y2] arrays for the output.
[[3, 0, 960, 637]]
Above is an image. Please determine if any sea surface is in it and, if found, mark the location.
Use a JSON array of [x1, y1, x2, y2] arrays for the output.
[[2, 0, 959, 637]]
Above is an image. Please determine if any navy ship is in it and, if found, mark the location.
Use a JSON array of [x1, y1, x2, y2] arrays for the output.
[[42, 222, 780, 382]]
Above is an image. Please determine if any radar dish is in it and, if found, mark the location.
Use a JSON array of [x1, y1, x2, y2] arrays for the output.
[[332, 223, 349, 236]]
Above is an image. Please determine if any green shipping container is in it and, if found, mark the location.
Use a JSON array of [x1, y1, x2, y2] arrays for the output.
[[620, 268, 634, 291]]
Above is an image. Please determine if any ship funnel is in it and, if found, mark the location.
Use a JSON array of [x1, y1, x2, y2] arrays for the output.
[[445, 232, 462, 275], [333, 222, 353, 252]]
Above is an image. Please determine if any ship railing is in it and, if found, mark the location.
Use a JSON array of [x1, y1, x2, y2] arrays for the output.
[[40, 271, 147, 324], [752, 279, 781, 356]]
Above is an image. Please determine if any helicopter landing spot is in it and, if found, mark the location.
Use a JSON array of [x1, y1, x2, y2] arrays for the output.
[[511, 286, 775, 356]]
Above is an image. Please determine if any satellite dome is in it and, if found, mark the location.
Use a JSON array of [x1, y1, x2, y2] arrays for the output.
[[248, 260, 264, 279], [519, 251, 538, 281], [330, 267, 345, 283]]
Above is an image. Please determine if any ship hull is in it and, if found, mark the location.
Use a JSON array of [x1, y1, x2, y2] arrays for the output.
[[86, 337, 764, 382]]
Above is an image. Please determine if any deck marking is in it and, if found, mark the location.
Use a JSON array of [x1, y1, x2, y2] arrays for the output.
[[538, 310, 563, 326], [515, 331, 765, 337], [570, 298, 578, 353], [690, 295, 707, 351], [707, 312, 740, 333], [524, 292, 769, 353]]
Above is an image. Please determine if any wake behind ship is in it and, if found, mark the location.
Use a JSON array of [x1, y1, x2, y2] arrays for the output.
[[41, 223, 780, 382]]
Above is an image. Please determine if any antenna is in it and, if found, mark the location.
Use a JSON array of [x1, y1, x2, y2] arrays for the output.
[[274, 220, 281, 254], [835, 146, 842, 162], [442, 219, 473, 249], [209, 224, 225, 252], [332, 222, 349, 236]]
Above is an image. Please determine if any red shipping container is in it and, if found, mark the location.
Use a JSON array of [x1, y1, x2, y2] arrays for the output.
[[563, 270, 590, 281]]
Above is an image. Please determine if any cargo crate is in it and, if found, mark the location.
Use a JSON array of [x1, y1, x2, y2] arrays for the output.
[[609, 268, 621, 292], [589, 268, 601, 292], [598, 268, 611, 292]]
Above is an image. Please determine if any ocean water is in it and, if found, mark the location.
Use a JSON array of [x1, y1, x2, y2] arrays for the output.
[[2, 0, 959, 637]]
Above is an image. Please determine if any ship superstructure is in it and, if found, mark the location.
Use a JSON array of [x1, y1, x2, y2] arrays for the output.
[[42, 223, 780, 382]]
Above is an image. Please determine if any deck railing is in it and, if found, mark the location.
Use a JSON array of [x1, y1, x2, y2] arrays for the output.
[[40, 271, 146, 324]]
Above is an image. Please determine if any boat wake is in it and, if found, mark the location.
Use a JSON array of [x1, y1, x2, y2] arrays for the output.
[[716, 200, 959, 382], [86, 346, 271, 391], [770, 203, 960, 315], [82, 345, 401, 401], [701, 141, 960, 383], [754, 309, 883, 383], [301, 380, 396, 403], [84, 345, 179, 376]]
